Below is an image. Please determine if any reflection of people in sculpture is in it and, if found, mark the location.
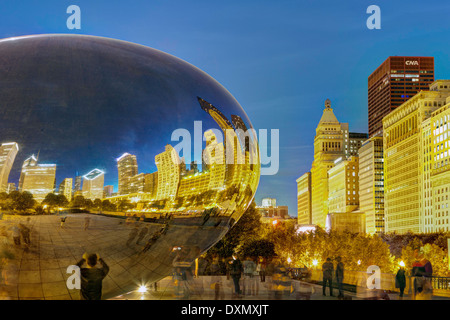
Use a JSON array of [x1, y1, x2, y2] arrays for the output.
[[135, 225, 149, 245], [76, 253, 109, 300], [18, 223, 31, 246], [126, 225, 139, 246], [84, 217, 91, 230], [172, 247, 194, 299], [412, 247, 433, 300], [141, 231, 161, 253]]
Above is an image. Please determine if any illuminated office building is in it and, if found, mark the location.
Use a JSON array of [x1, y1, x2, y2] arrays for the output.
[[429, 81, 450, 232], [19, 155, 56, 202], [128, 173, 145, 194], [144, 172, 158, 199], [358, 136, 385, 234], [262, 198, 277, 208], [0, 142, 19, 193], [368, 56, 434, 138], [82, 169, 105, 200], [155, 145, 181, 200], [103, 185, 114, 198], [310, 99, 348, 228], [198, 97, 233, 131], [117, 153, 138, 195], [178, 171, 211, 198], [59, 178, 73, 202], [328, 156, 360, 214], [6, 183, 16, 193], [296, 172, 312, 225], [203, 130, 226, 190], [328, 211, 366, 234], [383, 80, 450, 234], [74, 175, 82, 193], [347, 133, 368, 157]]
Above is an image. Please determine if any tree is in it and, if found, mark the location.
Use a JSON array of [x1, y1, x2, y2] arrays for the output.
[[71, 195, 86, 208], [240, 239, 276, 258], [101, 199, 116, 212], [9, 191, 36, 212], [42, 193, 68, 212], [118, 199, 135, 212], [208, 201, 263, 258], [93, 198, 102, 210]]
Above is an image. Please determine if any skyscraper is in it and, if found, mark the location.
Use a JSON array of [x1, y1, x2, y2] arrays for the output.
[[144, 172, 158, 199], [155, 145, 181, 200], [310, 99, 348, 227], [358, 136, 385, 234], [328, 156, 360, 214], [347, 132, 368, 157], [59, 178, 73, 202], [203, 130, 226, 190], [117, 153, 138, 195], [368, 56, 434, 138], [0, 142, 19, 193], [383, 80, 450, 234], [103, 185, 114, 198], [296, 172, 311, 225], [19, 155, 56, 203], [82, 169, 105, 200], [74, 175, 82, 193]]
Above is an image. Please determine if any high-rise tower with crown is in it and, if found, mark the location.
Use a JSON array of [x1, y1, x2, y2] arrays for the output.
[[310, 99, 348, 227]]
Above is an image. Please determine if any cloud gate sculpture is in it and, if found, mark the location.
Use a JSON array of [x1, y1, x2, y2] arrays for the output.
[[0, 34, 260, 299]]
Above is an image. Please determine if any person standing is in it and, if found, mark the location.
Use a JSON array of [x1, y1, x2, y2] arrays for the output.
[[84, 217, 91, 231], [322, 258, 334, 296], [395, 266, 407, 299], [256, 257, 267, 283], [18, 223, 31, 246], [11, 225, 21, 245], [135, 225, 149, 245], [242, 256, 256, 295], [60, 216, 67, 228], [76, 253, 110, 300], [335, 256, 344, 299], [412, 247, 433, 300], [228, 254, 243, 298]]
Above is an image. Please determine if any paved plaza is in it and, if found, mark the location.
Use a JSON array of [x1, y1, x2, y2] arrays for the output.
[[0, 213, 228, 300], [111, 275, 450, 301]]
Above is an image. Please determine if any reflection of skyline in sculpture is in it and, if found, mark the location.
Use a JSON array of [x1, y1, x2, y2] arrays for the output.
[[0, 97, 259, 217], [59, 178, 73, 202], [117, 153, 138, 195], [0, 142, 19, 193], [82, 168, 105, 201], [0, 34, 260, 300], [18, 154, 56, 203]]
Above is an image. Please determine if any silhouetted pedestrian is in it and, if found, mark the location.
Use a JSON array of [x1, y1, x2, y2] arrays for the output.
[[322, 258, 333, 296], [256, 257, 267, 282], [335, 256, 344, 298], [60, 216, 67, 228], [228, 255, 243, 298], [395, 266, 406, 299]]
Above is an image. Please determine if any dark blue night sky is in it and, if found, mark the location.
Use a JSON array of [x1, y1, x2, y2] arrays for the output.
[[0, 0, 449, 214]]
